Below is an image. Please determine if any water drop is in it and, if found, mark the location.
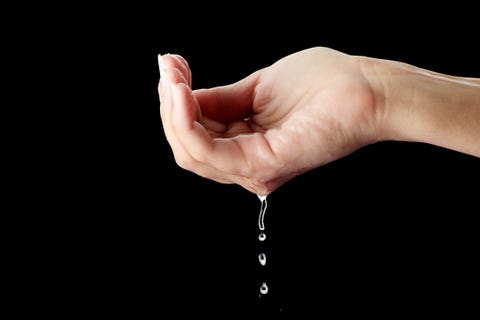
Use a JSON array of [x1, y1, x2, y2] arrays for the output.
[[260, 282, 268, 295], [258, 253, 266, 266], [257, 195, 269, 297], [257, 195, 267, 231]]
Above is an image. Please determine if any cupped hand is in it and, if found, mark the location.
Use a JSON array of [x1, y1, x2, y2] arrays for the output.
[[158, 47, 380, 195]]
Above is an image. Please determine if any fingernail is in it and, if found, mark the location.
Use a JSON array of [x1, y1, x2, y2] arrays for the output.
[[158, 54, 164, 75]]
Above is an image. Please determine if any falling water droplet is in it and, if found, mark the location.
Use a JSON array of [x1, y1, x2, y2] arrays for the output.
[[260, 282, 269, 295], [258, 253, 266, 266], [257, 195, 267, 231], [257, 195, 269, 297]]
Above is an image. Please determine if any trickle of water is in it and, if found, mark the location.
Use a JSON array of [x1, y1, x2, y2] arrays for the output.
[[257, 195, 267, 231], [260, 282, 269, 295], [257, 195, 269, 296], [258, 253, 266, 266]]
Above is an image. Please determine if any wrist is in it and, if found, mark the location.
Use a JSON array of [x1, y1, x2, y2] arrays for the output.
[[358, 55, 480, 156], [357, 56, 408, 143]]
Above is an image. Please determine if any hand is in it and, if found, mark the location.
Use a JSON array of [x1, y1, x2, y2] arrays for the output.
[[158, 47, 379, 195]]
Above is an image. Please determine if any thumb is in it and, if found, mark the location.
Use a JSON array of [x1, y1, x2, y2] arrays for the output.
[[193, 71, 261, 123]]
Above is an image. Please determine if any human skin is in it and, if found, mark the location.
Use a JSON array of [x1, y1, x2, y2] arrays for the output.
[[157, 47, 480, 195]]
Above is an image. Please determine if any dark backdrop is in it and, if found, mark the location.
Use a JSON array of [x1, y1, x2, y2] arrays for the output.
[[35, 6, 479, 318]]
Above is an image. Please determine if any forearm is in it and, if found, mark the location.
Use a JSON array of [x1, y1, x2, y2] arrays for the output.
[[360, 56, 480, 157]]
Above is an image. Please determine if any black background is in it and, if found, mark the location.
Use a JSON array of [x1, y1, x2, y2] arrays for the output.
[[23, 5, 479, 318]]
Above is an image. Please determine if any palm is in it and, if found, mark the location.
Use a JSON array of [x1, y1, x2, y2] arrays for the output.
[[250, 48, 376, 171]]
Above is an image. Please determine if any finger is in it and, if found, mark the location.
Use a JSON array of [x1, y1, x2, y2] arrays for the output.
[[163, 84, 272, 193], [161, 54, 191, 88], [171, 82, 277, 177], [158, 54, 165, 102], [159, 55, 189, 106], [161, 65, 193, 120], [160, 71, 235, 185], [170, 54, 192, 88], [159, 55, 224, 134], [171, 83, 196, 130], [162, 57, 278, 192]]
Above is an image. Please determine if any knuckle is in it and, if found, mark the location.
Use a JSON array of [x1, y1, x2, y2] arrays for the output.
[[175, 155, 195, 171]]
